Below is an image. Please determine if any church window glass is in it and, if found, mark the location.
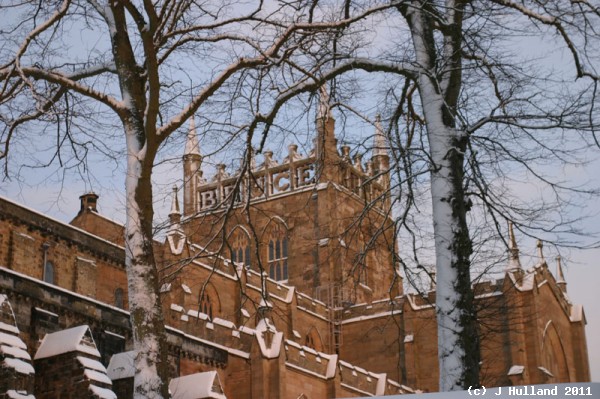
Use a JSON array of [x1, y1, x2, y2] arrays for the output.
[[114, 288, 124, 309], [268, 224, 288, 281], [230, 228, 251, 268], [43, 261, 54, 284]]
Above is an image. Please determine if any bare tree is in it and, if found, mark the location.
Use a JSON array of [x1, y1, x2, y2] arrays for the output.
[[230, 0, 600, 391], [0, 1, 396, 397]]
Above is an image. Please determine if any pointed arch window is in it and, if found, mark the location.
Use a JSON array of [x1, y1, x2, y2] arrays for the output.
[[230, 227, 251, 268], [267, 223, 288, 281], [305, 327, 324, 352], [200, 293, 213, 320], [43, 261, 55, 284]]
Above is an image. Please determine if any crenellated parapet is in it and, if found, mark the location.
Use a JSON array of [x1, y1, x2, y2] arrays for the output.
[[182, 88, 392, 216], [187, 143, 390, 214]]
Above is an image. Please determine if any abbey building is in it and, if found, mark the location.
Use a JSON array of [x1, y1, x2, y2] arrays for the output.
[[0, 98, 590, 398]]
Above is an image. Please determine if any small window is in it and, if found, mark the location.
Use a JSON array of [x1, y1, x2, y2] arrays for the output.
[[43, 261, 55, 284], [114, 288, 124, 309]]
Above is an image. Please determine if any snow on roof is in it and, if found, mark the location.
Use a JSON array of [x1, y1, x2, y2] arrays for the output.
[[78, 356, 108, 373], [84, 368, 113, 385], [0, 332, 27, 350], [89, 384, 117, 399], [106, 351, 135, 380], [34, 325, 100, 360], [508, 365, 524, 375], [169, 371, 227, 399], [3, 357, 35, 375], [6, 391, 35, 399], [181, 284, 192, 294], [0, 321, 19, 335], [1, 345, 31, 360]]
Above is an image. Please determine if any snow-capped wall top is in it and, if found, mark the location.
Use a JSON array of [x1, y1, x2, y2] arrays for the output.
[[255, 318, 283, 359], [34, 325, 100, 360]]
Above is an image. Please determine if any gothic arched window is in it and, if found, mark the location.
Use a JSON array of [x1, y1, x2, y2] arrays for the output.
[[200, 293, 213, 320], [229, 227, 251, 268], [43, 261, 55, 284], [198, 283, 220, 320], [267, 222, 288, 281], [305, 328, 324, 352], [114, 288, 124, 309]]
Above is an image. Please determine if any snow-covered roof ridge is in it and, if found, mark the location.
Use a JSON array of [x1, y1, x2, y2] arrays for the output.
[[169, 371, 226, 399], [34, 325, 100, 360], [0, 195, 125, 253]]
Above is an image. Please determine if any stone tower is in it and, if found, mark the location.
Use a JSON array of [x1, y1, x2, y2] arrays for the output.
[[179, 88, 399, 305]]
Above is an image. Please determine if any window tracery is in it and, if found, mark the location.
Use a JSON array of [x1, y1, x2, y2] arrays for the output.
[[267, 223, 288, 281], [229, 227, 251, 268]]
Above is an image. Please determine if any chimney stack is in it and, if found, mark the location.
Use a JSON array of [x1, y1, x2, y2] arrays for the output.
[[79, 192, 99, 214]]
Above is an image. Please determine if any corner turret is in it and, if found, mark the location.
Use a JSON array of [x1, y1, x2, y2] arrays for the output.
[[556, 255, 567, 292], [507, 221, 522, 272], [315, 85, 339, 182], [183, 118, 203, 216]]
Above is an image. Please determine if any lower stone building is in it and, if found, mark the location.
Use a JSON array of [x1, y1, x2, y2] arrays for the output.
[[0, 106, 591, 398]]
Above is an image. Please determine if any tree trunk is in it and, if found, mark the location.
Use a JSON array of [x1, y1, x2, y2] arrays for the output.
[[403, 2, 481, 389], [125, 130, 170, 399], [427, 120, 480, 391]]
